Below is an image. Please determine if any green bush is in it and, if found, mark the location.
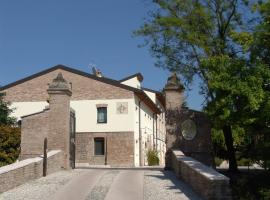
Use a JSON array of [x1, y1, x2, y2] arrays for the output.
[[237, 158, 252, 166], [146, 149, 159, 166], [214, 157, 223, 166], [0, 125, 21, 167]]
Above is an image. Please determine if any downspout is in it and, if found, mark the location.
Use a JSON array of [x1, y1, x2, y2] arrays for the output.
[[138, 100, 142, 166], [152, 113, 155, 150], [105, 136, 108, 165], [156, 114, 158, 151]]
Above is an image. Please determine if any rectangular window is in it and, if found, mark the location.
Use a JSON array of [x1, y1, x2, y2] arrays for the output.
[[94, 138, 105, 155], [97, 107, 107, 123]]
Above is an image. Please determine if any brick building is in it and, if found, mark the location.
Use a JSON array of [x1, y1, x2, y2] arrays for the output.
[[0, 65, 166, 167]]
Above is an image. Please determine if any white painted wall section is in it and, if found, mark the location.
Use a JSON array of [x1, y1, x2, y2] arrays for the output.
[[70, 99, 135, 132], [121, 77, 141, 89], [10, 102, 49, 120], [144, 90, 156, 103], [10, 99, 135, 133]]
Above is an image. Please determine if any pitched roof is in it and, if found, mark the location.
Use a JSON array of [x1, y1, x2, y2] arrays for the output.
[[0, 65, 161, 114], [142, 87, 165, 108], [119, 73, 144, 82]]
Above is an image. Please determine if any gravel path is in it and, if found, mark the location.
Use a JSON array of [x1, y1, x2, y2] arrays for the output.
[[0, 170, 83, 200], [0, 169, 202, 200], [144, 170, 202, 200]]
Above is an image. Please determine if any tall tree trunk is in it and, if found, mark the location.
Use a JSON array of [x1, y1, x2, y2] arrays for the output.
[[223, 125, 238, 172]]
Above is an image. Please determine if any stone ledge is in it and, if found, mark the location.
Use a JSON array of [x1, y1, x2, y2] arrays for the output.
[[0, 150, 63, 193], [173, 150, 229, 181], [0, 150, 61, 175], [172, 150, 231, 200]]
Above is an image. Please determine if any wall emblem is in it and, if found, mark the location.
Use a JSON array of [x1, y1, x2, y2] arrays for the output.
[[116, 102, 128, 114], [181, 119, 197, 140]]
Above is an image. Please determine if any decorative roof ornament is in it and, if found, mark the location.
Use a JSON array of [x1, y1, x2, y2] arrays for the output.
[[49, 73, 70, 90], [165, 72, 184, 91]]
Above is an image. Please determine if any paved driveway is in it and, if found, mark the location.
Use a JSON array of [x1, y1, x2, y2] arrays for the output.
[[0, 169, 201, 200]]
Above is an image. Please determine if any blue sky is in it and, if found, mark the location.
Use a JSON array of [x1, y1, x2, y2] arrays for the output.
[[0, 0, 203, 110]]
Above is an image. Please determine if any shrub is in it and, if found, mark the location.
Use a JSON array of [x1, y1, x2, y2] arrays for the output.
[[147, 149, 159, 166], [214, 157, 223, 167], [237, 158, 252, 166], [0, 125, 21, 167]]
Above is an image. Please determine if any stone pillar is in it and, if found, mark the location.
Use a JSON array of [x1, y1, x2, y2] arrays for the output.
[[47, 73, 72, 169], [164, 73, 184, 169]]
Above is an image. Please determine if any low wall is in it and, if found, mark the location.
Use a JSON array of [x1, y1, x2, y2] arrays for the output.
[[172, 150, 231, 200], [0, 150, 63, 193]]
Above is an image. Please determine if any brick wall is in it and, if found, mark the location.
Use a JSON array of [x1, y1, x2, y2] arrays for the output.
[[76, 132, 134, 167], [3, 69, 133, 102], [0, 150, 63, 193], [20, 109, 49, 160], [172, 150, 231, 200]]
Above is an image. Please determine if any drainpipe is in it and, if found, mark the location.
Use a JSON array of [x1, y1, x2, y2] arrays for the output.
[[105, 136, 108, 165], [138, 100, 142, 166], [152, 113, 155, 150], [156, 114, 158, 151]]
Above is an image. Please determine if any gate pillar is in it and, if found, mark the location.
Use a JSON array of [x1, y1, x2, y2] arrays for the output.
[[164, 73, 214, 169], [47, 73, 72, 169], [164, 73, 184, 169]]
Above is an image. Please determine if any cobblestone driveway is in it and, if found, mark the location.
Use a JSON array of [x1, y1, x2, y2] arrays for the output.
[[0, 169, 201, 200]]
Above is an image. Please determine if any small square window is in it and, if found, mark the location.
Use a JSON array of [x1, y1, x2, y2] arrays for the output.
[[94, 138, 105, 155], [97, 107, 107, 123]]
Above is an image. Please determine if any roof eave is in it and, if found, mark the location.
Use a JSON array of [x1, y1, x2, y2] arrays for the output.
[[135, 91, 161, 114]]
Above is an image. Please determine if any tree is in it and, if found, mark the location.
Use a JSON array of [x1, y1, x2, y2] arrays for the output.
[[0, 92, 20, 166], [251, 0, 270, 65], [247, 0, 270, 170], [0, 125, 20, 167], [135, 0, 261, 171], [0, 92, 16, 126]]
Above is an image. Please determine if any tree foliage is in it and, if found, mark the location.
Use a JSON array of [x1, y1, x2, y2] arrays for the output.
[[0, 92, 16, 126], [0, 125, 20, 167], [135, 0, 270, 171], [0, 92, 20, 166]]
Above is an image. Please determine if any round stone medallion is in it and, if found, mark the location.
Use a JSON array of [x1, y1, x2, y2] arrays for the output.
[[181, 119, 197, 140]]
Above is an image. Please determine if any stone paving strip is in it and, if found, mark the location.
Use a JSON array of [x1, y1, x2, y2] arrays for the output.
[[86, 170, 119, 200], [52, 169, 106, 200], [105, 170, 144, 200]]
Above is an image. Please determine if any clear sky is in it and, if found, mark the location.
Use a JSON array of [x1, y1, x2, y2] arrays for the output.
[[0, 0, 203, 110]]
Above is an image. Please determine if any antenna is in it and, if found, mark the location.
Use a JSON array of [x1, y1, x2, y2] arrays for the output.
[[89, 61, 97, 75], [92, 67, 97, 75], [88, 61, 103, 77]]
